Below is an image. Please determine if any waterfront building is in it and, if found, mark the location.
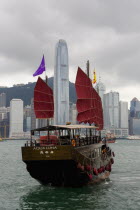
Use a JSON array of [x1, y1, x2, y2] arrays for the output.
[[31, 98, 36, 130], [0, 107, 9, 137], [0, 93, 6, 107], [109, 128, 128, 138], [101, 128, 128, 138], [25, 117, 31, 132], [69, 103, 77, 124], [129, 97, 140, 135], [129, 118, 140, 135], [24, 105, 31, 132], [130, 97, 140, 118], [119, 101, 128, 128], [9, 99, 23, 138], [54, 39, 69, 125], [0, 118, 9, 138], [95, 79, 106, 105], [0, 107, 8, 121], [104, 91, 119, 129]]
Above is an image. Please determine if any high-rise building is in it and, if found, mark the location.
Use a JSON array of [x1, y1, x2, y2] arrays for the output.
[[0, 93, 6, 107], [31, 98, 36, 130], [129, 118, 140, 135], [95, 79, 106, 105], [129, 97, 140, 135], [130, 97, 140, 118], [104, 91, 119, 129], [95, 80, 106, 127], [0, 107, 9, 137], [10, 99, 23, 137], [69, 103, 77, 124], [119, 101, 128, 128], [24, 105, 31, 132], [0, 107, 8, 121], [54, 39, 69, 125]]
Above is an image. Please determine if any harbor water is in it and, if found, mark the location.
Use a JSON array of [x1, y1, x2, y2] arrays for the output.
[[0, 140, 140, 210]]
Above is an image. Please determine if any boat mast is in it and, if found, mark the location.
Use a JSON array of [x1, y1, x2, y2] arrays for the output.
[[45, 75, 48, 84], [86, 60, 92, 140], [86, 60, 90, 78], [45, 75, 49, 127]]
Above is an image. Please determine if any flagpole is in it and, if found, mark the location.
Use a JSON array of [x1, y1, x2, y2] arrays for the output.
[[45, 66, 47, 82], [45, 61, 48, 84]]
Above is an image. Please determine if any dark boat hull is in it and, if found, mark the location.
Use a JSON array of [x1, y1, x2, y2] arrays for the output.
[[22, 144, 113, 187], [25, 160, 89, 187]]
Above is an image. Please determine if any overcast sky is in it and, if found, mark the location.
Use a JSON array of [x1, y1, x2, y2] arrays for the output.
[[0, 0, 140, 105]]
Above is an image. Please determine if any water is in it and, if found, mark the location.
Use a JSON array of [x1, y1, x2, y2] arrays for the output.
[[0, 140, 140, 210]]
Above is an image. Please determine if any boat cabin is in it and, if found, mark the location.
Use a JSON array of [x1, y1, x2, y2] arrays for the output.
[[25, 124, 102, 148]]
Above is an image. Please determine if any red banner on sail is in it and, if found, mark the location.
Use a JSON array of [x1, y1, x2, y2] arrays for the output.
[[75, 67, 103, 130], [34, 77, 54, 118]]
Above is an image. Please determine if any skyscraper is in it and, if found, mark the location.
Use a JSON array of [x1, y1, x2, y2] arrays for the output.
[[104, 91, 119, 129], [31, 98, 36, 130], [54, 40, 69, 125], [24, 105, 31, 132], [10, 99, 23, 137], [69, 103, 77, 124], [130, 97, 140, 117], [129, 97, 140, 135], [0, 93, 6, 107], [119, 101, 128, 128], [95, 80, 106, 105]]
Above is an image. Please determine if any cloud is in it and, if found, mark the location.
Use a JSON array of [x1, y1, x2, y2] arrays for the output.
[[0, 0, 140, 103]]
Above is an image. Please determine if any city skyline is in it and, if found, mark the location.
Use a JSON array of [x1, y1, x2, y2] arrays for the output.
[[0, 87, 139, 138], [0, 77, 139, 108], [0, 1, 140, 104]]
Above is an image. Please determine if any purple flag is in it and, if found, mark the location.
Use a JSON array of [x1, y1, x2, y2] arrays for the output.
[[33, 55, 45, 77]]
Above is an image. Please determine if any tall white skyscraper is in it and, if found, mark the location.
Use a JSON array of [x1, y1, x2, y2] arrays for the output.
[[104, 91, 119, 129], [95, 80, 106, 105], [10, 99, 23, 137], [119, 101, 128, 128], [54, 39, 69, 125]]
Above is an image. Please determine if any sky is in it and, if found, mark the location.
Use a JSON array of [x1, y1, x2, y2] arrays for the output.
[[0, 0, 140, 105]]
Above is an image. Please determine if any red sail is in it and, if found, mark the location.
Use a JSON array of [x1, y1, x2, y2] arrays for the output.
[[34, 77, 54, 118], [75, 67, 103, 130]]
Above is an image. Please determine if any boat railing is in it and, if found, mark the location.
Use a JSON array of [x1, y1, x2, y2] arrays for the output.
[[74, 136, 101, 146], [24, 135, 102, 147]]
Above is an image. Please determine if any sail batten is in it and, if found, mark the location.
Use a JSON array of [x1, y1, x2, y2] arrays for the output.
[[34, 77, 54, 119], [75, 67, 103, 130]]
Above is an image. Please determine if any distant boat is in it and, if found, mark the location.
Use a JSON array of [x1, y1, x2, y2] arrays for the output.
[[21, 64, 115, 187], [126, 135, 140, 140], [104, 133, 116, 143], [106, 139, 116, 143]]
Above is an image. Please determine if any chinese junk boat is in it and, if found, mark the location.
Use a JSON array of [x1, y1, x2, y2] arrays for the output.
[[21, 67, 115, 187]]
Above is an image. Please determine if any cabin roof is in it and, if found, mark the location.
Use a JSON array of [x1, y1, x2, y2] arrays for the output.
[[54, 125, 98, 129], [31, 124, 98, 133]]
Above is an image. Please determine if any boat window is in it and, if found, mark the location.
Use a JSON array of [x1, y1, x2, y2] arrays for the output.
[[91, 150, 96, 158], [94, 149, 97, 157], [94, 148, 100, 157]]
